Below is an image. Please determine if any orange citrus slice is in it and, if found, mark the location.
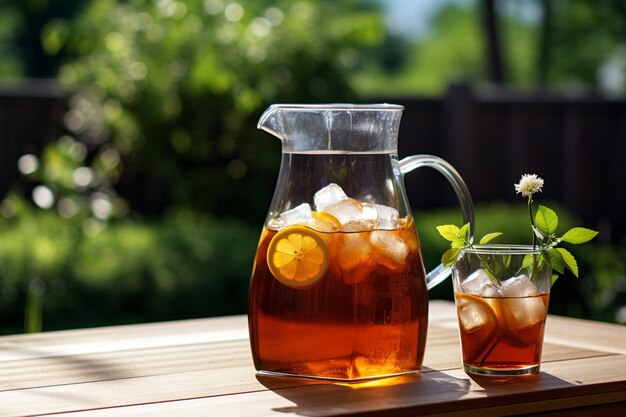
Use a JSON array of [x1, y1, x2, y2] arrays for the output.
[[311, 211, 341, 227], [267, 226, 329, 289], [308, 211, 342, 232]]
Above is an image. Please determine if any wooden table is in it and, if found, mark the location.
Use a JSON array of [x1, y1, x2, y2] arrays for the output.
[[1, 300, 625, 416]]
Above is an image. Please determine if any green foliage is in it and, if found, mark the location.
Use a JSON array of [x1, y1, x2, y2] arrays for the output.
[[26, 0, 384, 223], [0, 0, 89, 78], [548, 0, 626, 90], [479, 232, 503, 245], [561, 227, 599, 244], [0, 1, 24, 78], [354, 1, 626, 95], [436, 222, 473, 267], [0, 201, 622, 334], [0, 196, 258, 334], [571, 243, 626, 322], [556, 247, 577, 277], [528, 203, 597, 279], [535, 205, 558, 236], [354, 4, 485, 95], [499, 3, 540, 87]]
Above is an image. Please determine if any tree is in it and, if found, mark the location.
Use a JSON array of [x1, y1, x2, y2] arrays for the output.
[[544, 0, 626, 92], [24, 0, 385, 223]]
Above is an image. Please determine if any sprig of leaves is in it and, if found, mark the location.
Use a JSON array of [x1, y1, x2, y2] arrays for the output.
[[436, 174, 598, 286], [531, 204, 597, 283], [437, 223, 503, 268], [436, 223, 505, 286]]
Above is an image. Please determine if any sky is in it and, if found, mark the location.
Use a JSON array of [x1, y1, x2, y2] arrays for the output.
[[381, 0, 473, 38], [381, 0, 542, 39]]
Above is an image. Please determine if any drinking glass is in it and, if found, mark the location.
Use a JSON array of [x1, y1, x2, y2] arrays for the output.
[[451, 245, 552, 376]]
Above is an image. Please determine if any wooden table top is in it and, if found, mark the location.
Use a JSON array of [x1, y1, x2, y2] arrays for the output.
[[1, 300, 625, 417]]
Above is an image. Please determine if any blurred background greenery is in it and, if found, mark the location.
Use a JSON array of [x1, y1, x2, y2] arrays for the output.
[[0, 0, 625, 334]]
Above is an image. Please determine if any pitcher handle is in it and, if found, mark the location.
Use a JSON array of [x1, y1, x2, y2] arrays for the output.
[[398, 155, 475, 290]]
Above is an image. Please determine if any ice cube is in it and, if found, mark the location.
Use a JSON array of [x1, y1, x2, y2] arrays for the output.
[[501, 296, 547, 333], [280, 203, 313, 226], [266, 212, 285, 230], [455, 293, 500, 362], [337, 203, 377, 232], [324, 198, 363, 225], [336, 234, 374, 284], [370, 230, 409, 269], [498, 275, 548, 340], [314, 183, 348, 211], [456, 294, 497, 334], [497, 275, 538, 297], [341, 220, 377, 232], [336, 234, 371, 271], [373, 204, 400, 230], [360, 203, 378, 222], [461, 269, 498, 297]]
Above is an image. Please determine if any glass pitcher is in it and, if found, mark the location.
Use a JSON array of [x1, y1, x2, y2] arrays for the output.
[[248, 104, 474, 380]]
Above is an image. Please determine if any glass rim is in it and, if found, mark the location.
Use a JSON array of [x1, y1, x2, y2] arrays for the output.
[[461, 245, 543, 255], [265, 103, 404, 111]]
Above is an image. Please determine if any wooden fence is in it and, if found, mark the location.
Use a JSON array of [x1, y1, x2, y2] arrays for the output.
[[396, 84, 626, 243], [1, 80, 624, 241], [0, 80, 65, 199]]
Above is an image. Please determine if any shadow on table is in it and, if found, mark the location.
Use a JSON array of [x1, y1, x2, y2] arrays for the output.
[[257, 369, 578, 416], [0, 345, 131, 391], [467, 370, 578, 393], [256, 367, 470, 416]]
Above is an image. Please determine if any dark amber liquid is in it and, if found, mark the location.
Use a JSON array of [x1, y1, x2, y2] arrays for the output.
[[456, 294, 549, 370], [248, 218, 428, 380]]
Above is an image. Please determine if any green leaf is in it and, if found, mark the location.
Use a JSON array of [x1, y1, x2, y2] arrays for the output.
[[451, 238, 466, 248], [556, 247, 579, 277], [560, 227, 599, 244], [459, 223, 471, 241], [479, 232, 503, 244], [502, 254, 511, 268], [551, 274, 559, 287], [543, 249, 564, 274], [522, 253, 535, 269], [484, 268, 500, 285], [535, 205, 558, 235], [436, 225, 459, 242], [442, 247, 461, 267]]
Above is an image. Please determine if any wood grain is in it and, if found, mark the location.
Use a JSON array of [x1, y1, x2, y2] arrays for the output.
[[1, 301, 624, 417]]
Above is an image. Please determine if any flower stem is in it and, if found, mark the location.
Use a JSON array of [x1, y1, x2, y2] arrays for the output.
[[528, 197, 536, 250]]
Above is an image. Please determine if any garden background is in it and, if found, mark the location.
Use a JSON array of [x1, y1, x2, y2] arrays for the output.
[[0, 0, 625, 334]]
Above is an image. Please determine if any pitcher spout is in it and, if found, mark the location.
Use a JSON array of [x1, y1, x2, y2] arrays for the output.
[[257, 104, 285, 140]]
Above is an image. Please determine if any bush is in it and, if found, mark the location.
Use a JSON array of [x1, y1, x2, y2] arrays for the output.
[[0, 198, 258, 333], [1, 201, 622, 334]]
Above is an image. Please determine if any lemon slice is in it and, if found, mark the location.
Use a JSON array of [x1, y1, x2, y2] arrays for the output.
[[267, 226, 329, 289], [308, 211, 342, 232]]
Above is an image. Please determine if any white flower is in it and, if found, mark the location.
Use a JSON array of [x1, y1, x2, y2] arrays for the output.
[[514, 174, 544, 198]]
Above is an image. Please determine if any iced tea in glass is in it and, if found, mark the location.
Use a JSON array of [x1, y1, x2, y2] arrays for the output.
[[451, 246, 551, 376]]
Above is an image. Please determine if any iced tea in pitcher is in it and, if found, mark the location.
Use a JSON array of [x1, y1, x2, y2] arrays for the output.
[[248, 104, 475, 380], [249, 183, 428, 380]]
